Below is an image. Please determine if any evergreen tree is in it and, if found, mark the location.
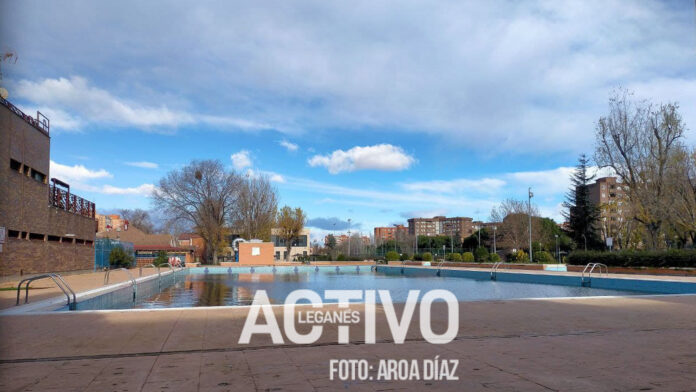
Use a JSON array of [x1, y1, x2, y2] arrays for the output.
[[563, 154, 601, 249]]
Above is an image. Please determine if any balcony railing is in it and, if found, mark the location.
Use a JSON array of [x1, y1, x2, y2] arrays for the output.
[[0, 96, 50, 135], [49, 184, 95, 219]]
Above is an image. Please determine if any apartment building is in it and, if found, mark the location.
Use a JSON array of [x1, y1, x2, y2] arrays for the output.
[[271, 228, 311, 261], [374, 225, 408, 242], [407, 216, 476, 242], [587, 177, 628, 240], [96, 213, 127, 232], [0, 97, 97, 275]]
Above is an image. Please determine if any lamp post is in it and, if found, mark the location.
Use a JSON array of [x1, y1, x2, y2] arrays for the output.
[[528, 187, 534, 263], [554, 234, 559, 263], [492, 226, 497, 255], [347, 218, 352, 257], [442, 245, 446, 260], [475, 225, 481, 248]]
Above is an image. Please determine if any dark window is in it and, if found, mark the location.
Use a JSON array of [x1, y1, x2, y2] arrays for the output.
[[85, 240, 93, 246], [23, 165, 30, 175], [30, 168, 46, 183], [47, 235, 61, 242], [76, 239, 85, 244], [61, 237, 74, 243], [10, 159, 21, 172], [28, 232, 45, 241], [8, 230, 20, 238]]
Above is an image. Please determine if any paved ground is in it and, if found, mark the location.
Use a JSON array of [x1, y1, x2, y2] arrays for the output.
[[1, 293, 695, 391]]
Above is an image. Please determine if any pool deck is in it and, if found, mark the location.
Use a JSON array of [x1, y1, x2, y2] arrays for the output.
[[1, 267, 695, 391]]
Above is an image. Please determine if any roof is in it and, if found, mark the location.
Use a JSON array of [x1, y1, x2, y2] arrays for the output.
[[97, 226, 178, 247], [134, 245, 191, 252]]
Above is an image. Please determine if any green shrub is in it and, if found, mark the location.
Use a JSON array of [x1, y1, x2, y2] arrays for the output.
[[421, 252, 433, 261], [509, 250, 529, 263], [450, 253, 462, 262], [533, 250, 555, 264], [474, 247, 489, 262], [567, 250, 696, 268], [489, 253, 501, 263], [461, 252, 475, 262], [153, 250, 168, 266], [385, 251, 400, 261], [109, 246, 134, 268], [413, 253, 423, 261], [336, 253, 346, 261], [399, 253, 409, 261]]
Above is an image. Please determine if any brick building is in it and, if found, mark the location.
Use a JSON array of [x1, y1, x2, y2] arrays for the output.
[[588, 177, 629, 241], [374, 225, 408, 242], [0, 97, 97, 276], [407, 216, 476, 242], [95, 213, 126, 232]]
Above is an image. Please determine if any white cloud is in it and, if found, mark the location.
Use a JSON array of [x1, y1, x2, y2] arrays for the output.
[[125, 161, 158, 169], [100, 184, 156, 196], [402, 178, 506, 194], [50, 160, 112, 182], [14, 76, 274, 132], [279, 140, 299, 152], [308, 144, 415, 174], [231, 150, 252, 171], [245, 168, 286, 183]]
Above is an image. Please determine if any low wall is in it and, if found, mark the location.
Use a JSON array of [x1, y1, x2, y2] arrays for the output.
[[0, 238, 93, 276]]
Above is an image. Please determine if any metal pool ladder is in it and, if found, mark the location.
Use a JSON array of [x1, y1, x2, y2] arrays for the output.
[[490, 262, 505, 280], [16, 273, 77, 310], [581, 263, 608, 287], [104, 268, 137, 303]]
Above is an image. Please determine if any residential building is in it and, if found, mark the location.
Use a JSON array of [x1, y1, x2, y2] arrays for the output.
[[271, 228, 311, 261], [407, 216, 476, 242], [0, 97, 97, 276], [177, 233, 207, 263], [587, 176, 629, 241], [96, 213, 127, 232], [374, 225, 408, 242]]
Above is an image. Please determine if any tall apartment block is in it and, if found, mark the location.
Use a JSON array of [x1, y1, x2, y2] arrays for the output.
[[0, 98, 96, 276], [587, 176, 628, 240]]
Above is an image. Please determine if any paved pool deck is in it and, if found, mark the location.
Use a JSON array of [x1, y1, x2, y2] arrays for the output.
[[0, 267, 695, 391]]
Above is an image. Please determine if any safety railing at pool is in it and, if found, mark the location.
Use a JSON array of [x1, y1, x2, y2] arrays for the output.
[[104, 268, 137, 303], [490, 261, 505, 280], [581, 263, 608, 286], [16, 273, 77, 310]]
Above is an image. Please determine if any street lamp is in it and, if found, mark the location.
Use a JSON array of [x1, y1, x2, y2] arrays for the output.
[[474, 225, 481, 248], [554, 234, 560, 263], [347, 218, 352, 257], [528, 187, 534, 263], [492, 226, 497, 255]]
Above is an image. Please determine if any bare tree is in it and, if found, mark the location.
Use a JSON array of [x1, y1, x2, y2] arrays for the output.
[[594, 89, 685, 249], [490, 198, 539, 251], [118, 208, 156, 234], [667, 146, 696, 246], [276, 206, 306, 261], [152, 160, 241, 263], [232, 175, 278, 241]]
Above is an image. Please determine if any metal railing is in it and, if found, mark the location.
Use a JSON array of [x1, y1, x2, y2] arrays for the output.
[[16, 273, 76, 310], [49, 184, 95, 218], [581, 263, 608, 286], [490, 261, 505, 280], [104, 268, 137, 303], [0, 96, 50, 134]]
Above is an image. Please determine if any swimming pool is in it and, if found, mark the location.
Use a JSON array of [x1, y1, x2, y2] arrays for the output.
[[63, 265, 681, 311]]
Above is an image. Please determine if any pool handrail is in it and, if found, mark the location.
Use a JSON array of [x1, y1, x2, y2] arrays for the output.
[[16, 273, 77, 309], [581, 263, 608, 285], [490, 261, 505, 280], [139, 263, 161, 277], [103, 267, 137, 302]]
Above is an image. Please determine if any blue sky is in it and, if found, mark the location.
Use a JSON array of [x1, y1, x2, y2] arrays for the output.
[[2, 1, 695, 242]]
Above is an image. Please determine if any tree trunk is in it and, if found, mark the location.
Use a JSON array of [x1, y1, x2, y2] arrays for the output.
[[285, 244, 291, 261]]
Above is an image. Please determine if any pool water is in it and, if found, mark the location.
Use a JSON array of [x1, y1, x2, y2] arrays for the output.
[[130, 266, 646, 309]]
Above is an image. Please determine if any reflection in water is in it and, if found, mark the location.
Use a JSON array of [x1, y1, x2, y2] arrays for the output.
[[133, 269, 646, 310]]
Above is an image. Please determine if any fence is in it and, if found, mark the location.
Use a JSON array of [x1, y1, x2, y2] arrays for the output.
[[94, 238, 135, 270], [50, 184, 96, 219]]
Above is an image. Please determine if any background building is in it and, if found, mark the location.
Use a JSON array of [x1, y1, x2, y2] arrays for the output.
[[0, 98, 97, 276], [97, 226, 193, 266], [96, 213, 126, 232], [374, 225, 407, 242], [271, 228, 311, 261], [407, 216, 475, 242], [588, 176, 628, 242]]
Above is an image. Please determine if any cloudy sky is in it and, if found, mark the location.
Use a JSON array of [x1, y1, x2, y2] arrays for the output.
[[2, 1, 694, 241]]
